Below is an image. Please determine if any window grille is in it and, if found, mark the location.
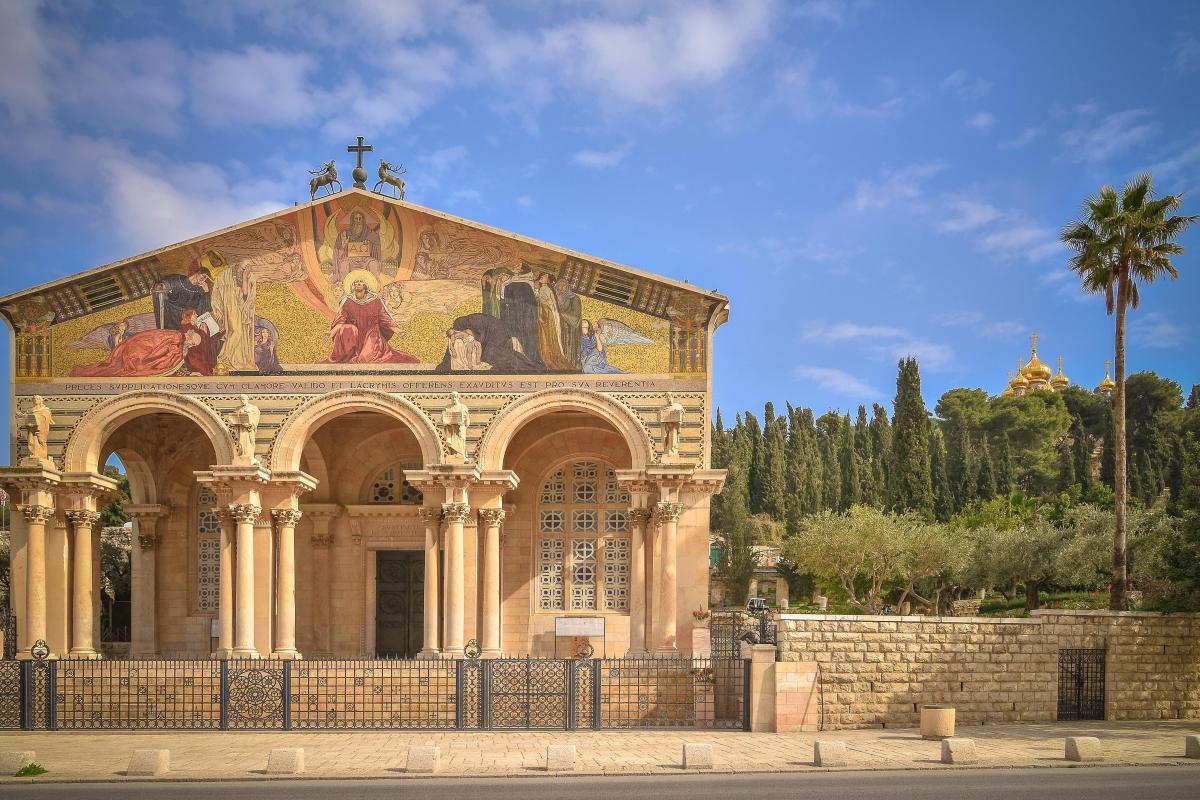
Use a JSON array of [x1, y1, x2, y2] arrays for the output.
[[369, 464, 424, 504], [197, 487, 220, 612]]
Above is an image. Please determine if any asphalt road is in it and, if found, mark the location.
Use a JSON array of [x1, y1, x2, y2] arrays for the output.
[[0, 766, 1196, 800]]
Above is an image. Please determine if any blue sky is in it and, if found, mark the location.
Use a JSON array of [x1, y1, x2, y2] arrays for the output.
[[1, 0, 1198, 437]]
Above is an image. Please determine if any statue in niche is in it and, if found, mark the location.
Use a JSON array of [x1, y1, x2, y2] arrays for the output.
[[442, 391, 470, 461], [22, 395, 53, 466], [659, 392, 685, 461], [228, 394, 261, 465]]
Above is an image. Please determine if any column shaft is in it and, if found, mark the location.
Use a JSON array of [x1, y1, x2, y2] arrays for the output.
[[272, 509, 302, 659], [232, 504, 259, 657], [420, 507, 441, 657], [442, 502, 469, 657], [654, 501, 681, 655], [479, 508, 505, 657], [67, 509, 101, 658], [130, 514, 160, 657], [22, 506, 52, 657], [628, 508, 651, 656], [216, 511, 234, 658]]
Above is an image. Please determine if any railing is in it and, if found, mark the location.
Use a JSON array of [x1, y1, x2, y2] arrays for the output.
[[2, 644, 747, 732]]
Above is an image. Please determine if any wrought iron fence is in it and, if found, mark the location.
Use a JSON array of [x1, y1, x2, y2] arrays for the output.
[[710, 611, 777, 660], [11, 646, 749, 732], [1058, 648, 1105, 721]]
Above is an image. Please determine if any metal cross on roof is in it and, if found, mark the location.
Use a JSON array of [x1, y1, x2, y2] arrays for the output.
[[347, 136, 373, 188]]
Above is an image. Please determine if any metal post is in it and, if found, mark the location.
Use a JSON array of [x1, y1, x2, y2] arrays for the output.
[[567, 660, 578, 730], [219, 660, 229, 730], [20, 661, 32, 731], [281, 660, 292, 731], [480, 660, 492, 730], [46, 661, 56, 731], [742, 658, 751, 732], [591, 659, 601, 730], [454, 660, 464, 730]]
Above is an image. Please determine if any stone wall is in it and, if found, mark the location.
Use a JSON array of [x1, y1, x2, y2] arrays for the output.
[[775, 610, 1200, 730]]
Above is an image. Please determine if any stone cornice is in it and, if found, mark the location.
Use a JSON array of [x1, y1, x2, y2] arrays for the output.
[[123, 503, 170, 520], [300, 502, 343, 519], [344, 504, 425, 519]]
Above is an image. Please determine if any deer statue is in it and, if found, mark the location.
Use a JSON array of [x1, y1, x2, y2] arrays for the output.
[[308, 160, 341, 200], [373, 160, 406, 199]]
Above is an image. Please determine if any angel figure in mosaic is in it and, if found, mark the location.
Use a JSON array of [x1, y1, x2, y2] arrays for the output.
[[579, 318, 651, 374]]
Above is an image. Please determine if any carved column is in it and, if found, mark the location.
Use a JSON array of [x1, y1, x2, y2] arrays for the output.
[[441, 502, 470, 658], [272, 508, 303, 660], [230, 503, 261, 658], [125, 505, 167, 658], [305, 505, 339, 657], [66, 509, 102, 658], [21, 504, 54, 657], [653, 500, 682, 655], [419, 506, 442, 658], [215, 508, 234, 658], [477, 507, 505, 658], [628, 507, 653, 656]]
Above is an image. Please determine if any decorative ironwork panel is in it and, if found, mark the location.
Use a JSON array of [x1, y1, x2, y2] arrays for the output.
[[290, 660, 457, 730], [55, 659, 221, 730], [30, 657, 53, 730], [0, 661, 21, 729], [488, 659, 569, 730], [460, 659, 482, 729], [603, 537, 630, 611], [709, 612, 759, 660], [3, 609, 16, 660], [225, 661, 285, 730], [537, 538, 565, 610], [196, 538, 220, 612], [1058, 649, 1105, 721], [598, 658, 744, 730], [573, 659, 594, 729]]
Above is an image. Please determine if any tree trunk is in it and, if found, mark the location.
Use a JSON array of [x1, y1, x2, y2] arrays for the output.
[[1025, 579, 1041, 612], [1111, 275, 1129, 610]]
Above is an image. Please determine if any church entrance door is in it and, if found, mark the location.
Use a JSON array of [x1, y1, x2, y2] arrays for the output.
[[375, 550, 424, 658]]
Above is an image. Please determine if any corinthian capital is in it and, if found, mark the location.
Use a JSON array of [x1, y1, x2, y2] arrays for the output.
[[477, 507, 506, 527], [629, 507, 653, 525], [419, 506, 443, 523], [271, 508, 304, 528], [653, 501, 682, 524], [20, 504, 55, 524], [229, 503, 262, 524], [66, 509, 102, 528], [137, 533, 161, 551], [441, 502, 471, 523]]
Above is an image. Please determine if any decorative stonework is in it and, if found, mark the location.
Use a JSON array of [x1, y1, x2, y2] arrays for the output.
[[441, 503, 471, 523], [653, 501, 682, 525], [65, 509, 103, 528], [137, 533, 161, 551], [228, 503, 262, 524], [477, 507, 506, 527], [310, 533, 334, 548], [21, 505, 56, 524], [271, 508, 304, 528]]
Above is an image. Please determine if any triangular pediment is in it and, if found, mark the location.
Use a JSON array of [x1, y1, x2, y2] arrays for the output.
[[2, 188, 725, 380]]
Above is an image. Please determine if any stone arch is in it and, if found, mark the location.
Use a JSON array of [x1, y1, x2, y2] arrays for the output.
[[271, 388, 442, 472], [478, 388, 654, 471], [62, 391, 236, 473]]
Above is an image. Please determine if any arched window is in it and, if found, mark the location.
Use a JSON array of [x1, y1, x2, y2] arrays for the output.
[[537, 460, 630, 612], [196, 487, 220, 613], [368, 464, 424, 504]]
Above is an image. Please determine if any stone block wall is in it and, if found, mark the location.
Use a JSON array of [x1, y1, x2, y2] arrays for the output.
[[776, 610, 1199, 730]]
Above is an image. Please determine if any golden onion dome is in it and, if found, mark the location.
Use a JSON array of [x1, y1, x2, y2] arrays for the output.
[[1096, 359, 1115, 393], [1010, 365, 1029, 390], [1020, 332, 1053, 382], [1051, 355, 1070, 389]]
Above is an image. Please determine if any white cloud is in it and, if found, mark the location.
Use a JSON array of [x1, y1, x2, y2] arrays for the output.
[[1146, 140, 1200, 181], [574, 143, 634, 168], [793, 0, 845, 25], [936, 311, 1025, 340], [1061, 109, 1160, 163], [998, 127, 1043, 150], [1133, 311, 1188, 349], [803, 322, 907, 343], [449, 188, 481, 203], [981, 320, 1027, 339], [516, 194, 533, 208], [188, 47, 319, 126], [937, 198, 1001, 232], [966, 111, 995, 130], [853, 162, 944, 210], [423, 145, 469, 173], [934, 311, 984, 327], [940, 68, 991, 98], [56, 39, 185, 136], [872, 338, 955, 371], [0, 1, 52, 121], [0, 190, 23, 210], [793, 366, 881, 398], [1173, 35, 1200, 71], [978, 222, 1063, 263]]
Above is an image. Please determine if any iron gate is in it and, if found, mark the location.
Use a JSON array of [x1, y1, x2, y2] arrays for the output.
[[485, 658, 573, 729], [1057, 648, 1105, 720]]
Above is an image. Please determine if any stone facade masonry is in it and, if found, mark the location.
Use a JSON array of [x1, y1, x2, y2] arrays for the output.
[[775, 610, 1199, 730]]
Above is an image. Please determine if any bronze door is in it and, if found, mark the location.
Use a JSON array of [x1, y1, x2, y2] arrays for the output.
[[375, 551, 424, 658]]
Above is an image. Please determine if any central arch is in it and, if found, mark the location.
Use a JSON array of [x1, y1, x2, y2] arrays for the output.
[[477, 388, 654, 471], [271, 389, 443, 472]]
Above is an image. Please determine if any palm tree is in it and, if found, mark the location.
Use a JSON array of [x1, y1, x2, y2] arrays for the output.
[[1060, 173, 1195, 610]]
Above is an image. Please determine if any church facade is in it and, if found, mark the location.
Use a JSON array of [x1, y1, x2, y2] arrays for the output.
[[1, 187, 727, 661]]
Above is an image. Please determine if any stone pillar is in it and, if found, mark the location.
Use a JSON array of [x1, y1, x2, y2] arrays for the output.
[[126, 505, 167, 658], [272, 508, 302, 660], [231, 503, 260, 658], [749, 578, 759, 598], [653, 501, 681, 656], [305, 509, 337, 657], [21, 504, 54, 657], [442, 502, 470, 658], [66, 509, 102, 659], [478, 507, 505, 658], [45, 513, 70, 657], [419, 507, 442, 658], [253, 514, 274, 657], [7, 505, 28, 653], [748, 644, 778, 732], [628, 507, 652, 656], [776, 577, 789, 609], [215, 508, 234, 658]]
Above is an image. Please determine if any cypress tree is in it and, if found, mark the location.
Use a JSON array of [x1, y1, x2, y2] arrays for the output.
[[929, 427, 953, 522], [761, 403, 789, 519], [976, 439, 997, 501], [1100, 406, 1116, 489], [1070, 414, 1093, 493], [995, 431, 1015, 496], [1057, 443, 1077, 492], [854, 405, 875, 503], [949, 425, 976, 511], [818, 416, 842, 511], [800, 409, 824, 516], [745, 412, 765, 514], [869, 403, 892, 504], [888, 358, 934, 517], [839, 413, 861, 510], [1188, 384, 1200, 410]]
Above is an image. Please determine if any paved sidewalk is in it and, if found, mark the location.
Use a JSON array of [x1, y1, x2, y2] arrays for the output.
[[0, 721, 1197, 782]]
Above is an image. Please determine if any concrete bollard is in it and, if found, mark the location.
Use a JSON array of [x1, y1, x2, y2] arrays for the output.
[[940, 738, 977, 765], [406, 745, 441, 774], [682, 743, 713, 769], [1183, 734, 1199, 759], [813, 740, 849, 767], [920, 705, 956, 740], [0, 752, 35, 775], [265, 748, 305, 775], [1065, 737, 1103, 763], [545, 744, 576, 772], [126, 749, 170, 777]]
